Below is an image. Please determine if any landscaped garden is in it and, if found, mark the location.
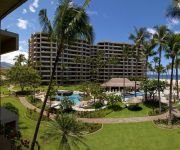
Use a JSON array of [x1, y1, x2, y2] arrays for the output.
[[2, 95, 180, 150]]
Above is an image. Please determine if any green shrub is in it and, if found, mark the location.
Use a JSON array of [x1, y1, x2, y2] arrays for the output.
[[3, 102, 19, 115], [77, 109, 112, 118], [26, 108, 48, 121], [94, 102, 103, 109], [81, 123, 102, 133], [107, 104, 122, 111]]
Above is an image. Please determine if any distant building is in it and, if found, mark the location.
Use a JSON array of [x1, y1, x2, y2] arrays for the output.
[[29, 32, 146, 84]]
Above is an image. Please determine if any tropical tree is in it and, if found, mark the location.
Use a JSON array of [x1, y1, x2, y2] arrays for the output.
[[13, 54, 26, 66], [129, 27, 150, 97], [165, 33, 180, 125], [175, 58, 180, 101], [153, 25, 170, 113], [41, 114, 88, 150], [48, 81, 58, 118], [143, 39, 156, 101], [152, 56, 159, 76], [165, 63, 171, 80], [28, 68, 41, 102], [60, 97, 74, 112], [30, 0, 94, 149], [167, 0, 180, 20], [122, 45, 131, 99]]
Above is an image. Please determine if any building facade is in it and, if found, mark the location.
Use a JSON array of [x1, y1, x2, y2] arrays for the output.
[[29, 32, 145, 84]]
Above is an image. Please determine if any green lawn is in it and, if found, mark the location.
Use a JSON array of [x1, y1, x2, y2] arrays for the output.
[[1, 85, 10, 95], [13, 84, 82, 92], [79, 122, 180, 150], [106, 104, 152, 118], [1, 96, 56, 149]]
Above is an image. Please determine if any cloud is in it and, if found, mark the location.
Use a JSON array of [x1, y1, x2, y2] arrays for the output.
[[29, 0, 40, 13], [167, 18, 180, 29], [51, 0, 54, 5], [174, 30, 180, 34], [87, 10, 98, 16], [17, 19, 28, 29], [22, 9, 27, 14], [1, 50, 28, 64], [147, 28, 156, 35]]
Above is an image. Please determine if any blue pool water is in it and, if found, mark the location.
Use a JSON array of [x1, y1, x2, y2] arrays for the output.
[[124, 92, 144, 98], [55, 94, 81, 105]]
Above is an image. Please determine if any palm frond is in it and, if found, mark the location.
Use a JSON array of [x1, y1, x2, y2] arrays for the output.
[[39, 9, 53, 34]]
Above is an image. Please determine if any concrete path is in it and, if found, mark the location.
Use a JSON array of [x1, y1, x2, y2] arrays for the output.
[[78, 113, 168, 124], [18, 96, 56, 120]]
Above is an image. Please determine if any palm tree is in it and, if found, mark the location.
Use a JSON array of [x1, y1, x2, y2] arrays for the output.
[[143, 39, 156, 101], [165, 63, 171, 80], [165, 33, 180, 125], [13, 54, 26, 66], [41, 114, 88, 150], [167, 0, 180, 20], [152, 57, 159, 77], [30, 1, 94, 149], [175, 58, 180, 101], [122, 45, 130, 99], [153, 25, 170, 113], [129, 27, 150, 97]]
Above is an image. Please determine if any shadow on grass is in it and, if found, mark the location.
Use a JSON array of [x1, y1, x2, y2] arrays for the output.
[[127, 105, 142, 111]]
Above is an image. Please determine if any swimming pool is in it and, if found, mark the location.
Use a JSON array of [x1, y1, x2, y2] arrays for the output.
[[55, 94, 81, 105], [124, 92, 144, 98]]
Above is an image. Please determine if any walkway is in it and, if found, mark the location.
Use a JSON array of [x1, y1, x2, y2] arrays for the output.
[[18, 96, 56, 120]]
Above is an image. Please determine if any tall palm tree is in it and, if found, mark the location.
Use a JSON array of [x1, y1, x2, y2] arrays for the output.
[[165, 63, 171, 80], [122, 45, 130, 99], [30, 0, 94, 149], [41, 114, 88, 150], [129, 27, 150, 97], [175, 58, 180, 101], [153, 25, 170, 113], [165, 33, 180, 125], [152, 57, 159, 77], [167, 0, 180, 20], [143, 39, 156, 101]]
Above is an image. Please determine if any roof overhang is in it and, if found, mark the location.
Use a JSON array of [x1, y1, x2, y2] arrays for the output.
[[0, 0, 27, 20], [0, 30, 19, 55]]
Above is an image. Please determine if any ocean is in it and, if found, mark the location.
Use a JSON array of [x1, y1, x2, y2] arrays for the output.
[[148, 74, 180, 80]]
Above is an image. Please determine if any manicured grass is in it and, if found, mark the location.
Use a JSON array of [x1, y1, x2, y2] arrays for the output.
[[80, 122, 180, 150], [1, 85, 10, 95], [106, 104, 152, 118], [13, 84, 82, 92], [1, 96, 56, 149], [175, 103, 180, 110]]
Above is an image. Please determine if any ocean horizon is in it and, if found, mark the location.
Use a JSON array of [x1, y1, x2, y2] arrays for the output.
[[148, 74, 180, 80]]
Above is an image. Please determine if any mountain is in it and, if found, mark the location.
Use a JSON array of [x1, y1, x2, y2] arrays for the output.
[[1, 62, 13, 68]]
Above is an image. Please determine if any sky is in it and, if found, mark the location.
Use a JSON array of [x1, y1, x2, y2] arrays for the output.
[[1, 0, 180, 65]]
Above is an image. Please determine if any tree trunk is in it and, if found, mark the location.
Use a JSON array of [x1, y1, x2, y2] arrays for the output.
[[144, 56, 148, 101], [176, 64, 179, 101], [168, 56, 175, 125], [135, 58, 138, 97], [123, 58, 125, 100], [157, 49, 162, 114], [30, 42, 64, 150]]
